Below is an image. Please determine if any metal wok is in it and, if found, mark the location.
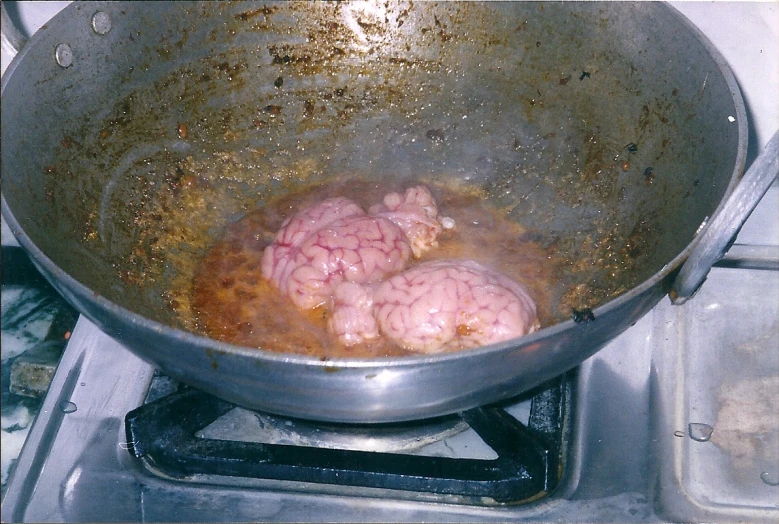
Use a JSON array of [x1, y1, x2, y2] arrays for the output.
[[0, 1, 760, 422]]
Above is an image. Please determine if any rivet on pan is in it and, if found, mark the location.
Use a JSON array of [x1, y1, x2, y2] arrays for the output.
[[55, 43, 73, 68], [91, 11, 112, 35]]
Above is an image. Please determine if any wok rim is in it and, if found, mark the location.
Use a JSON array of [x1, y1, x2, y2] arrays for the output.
[[0, 1, 748, 369]]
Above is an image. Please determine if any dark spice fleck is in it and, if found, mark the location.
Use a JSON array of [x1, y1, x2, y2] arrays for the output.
[[237, 6, 273, 20], [559, 75, 572, 86], [303, 99, 315, 118], [572, 308, 595, 323], [644, 167, 655, 185], [426, 128, 445, 143], [579, 71, 591, 81], [625, 142, 638, 153], [274, 76, 283, 88], [264, 105, 282, 116], [536, 41, 541, 47]]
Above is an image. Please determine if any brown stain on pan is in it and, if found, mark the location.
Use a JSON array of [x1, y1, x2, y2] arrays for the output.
[[27, 2, 703, 346]]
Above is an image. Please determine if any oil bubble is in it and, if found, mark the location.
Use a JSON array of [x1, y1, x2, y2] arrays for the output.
[[688, 422, 713, 442], [59, 401, 78, 414], [760, 471, 779, 486]]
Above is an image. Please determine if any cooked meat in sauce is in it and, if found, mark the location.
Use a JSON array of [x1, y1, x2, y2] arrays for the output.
[[261, 186, 442, 309], [192, 180, 555, 358], [261, 185, 538, 353], [368, 185, 443, 257], [262, 199, 403, 309], [371, 260, 540, 353], [329, 259, 539, 353], [328, 281, 380, 346]]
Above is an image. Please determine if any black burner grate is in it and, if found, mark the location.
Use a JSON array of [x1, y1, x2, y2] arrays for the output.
[[125, 374, 570, 504]]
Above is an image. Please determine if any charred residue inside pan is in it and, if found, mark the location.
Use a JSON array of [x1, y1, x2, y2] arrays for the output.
[[18, 2, 738, 344]]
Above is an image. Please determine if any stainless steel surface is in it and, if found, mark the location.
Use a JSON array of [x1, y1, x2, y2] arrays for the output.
[[654, 264, 779, 522], [0, 314, 647, 522], [671, 130, 779, 304], [205, 410, 471, 454], [3, 238, 777, 521], [0, 3, 26, 58], [716, 244, 779, 271], [1, 1, 752, 423]]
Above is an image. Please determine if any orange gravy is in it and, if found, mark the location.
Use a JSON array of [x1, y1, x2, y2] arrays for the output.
[[191, 180, 559, 357]]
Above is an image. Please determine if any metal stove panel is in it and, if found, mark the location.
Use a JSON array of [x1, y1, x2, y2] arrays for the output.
[[1, 306, 665, 522], [653, 266, 779, 523]]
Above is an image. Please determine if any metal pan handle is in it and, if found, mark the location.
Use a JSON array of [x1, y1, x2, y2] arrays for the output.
[[670, 130, 779, 304], [1, 3, 27, 60]]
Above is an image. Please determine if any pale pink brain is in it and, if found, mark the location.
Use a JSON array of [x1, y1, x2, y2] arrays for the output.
[[372, 260, 540, 353], [283, 215, 411, 309], [261, 187, 441, 310], [273, 196, 364, 251], [369, 185, 442, 257], [261, 189, 539, 354], [261, 196, 364, 290], [328, 281, 379, 346]]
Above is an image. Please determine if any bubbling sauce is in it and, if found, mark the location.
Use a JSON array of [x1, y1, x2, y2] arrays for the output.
[[191, 180, 559, 357]]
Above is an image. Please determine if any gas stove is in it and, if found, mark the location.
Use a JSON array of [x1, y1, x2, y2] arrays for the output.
[[2, 258, 777, 522], [2, 2, 778, 522]]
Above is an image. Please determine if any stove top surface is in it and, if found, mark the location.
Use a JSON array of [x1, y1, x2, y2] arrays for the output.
[[3, 257, 778, 522]]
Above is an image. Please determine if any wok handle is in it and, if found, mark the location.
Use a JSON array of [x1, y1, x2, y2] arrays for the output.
[[670, 130, 779, 305], [1, 3, 27, 60]]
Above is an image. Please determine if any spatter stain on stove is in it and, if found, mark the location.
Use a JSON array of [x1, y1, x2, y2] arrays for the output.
[[710, 324, 779, 485]]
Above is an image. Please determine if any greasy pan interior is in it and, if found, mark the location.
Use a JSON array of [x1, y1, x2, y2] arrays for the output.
[[1, 1, 745, 421]]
